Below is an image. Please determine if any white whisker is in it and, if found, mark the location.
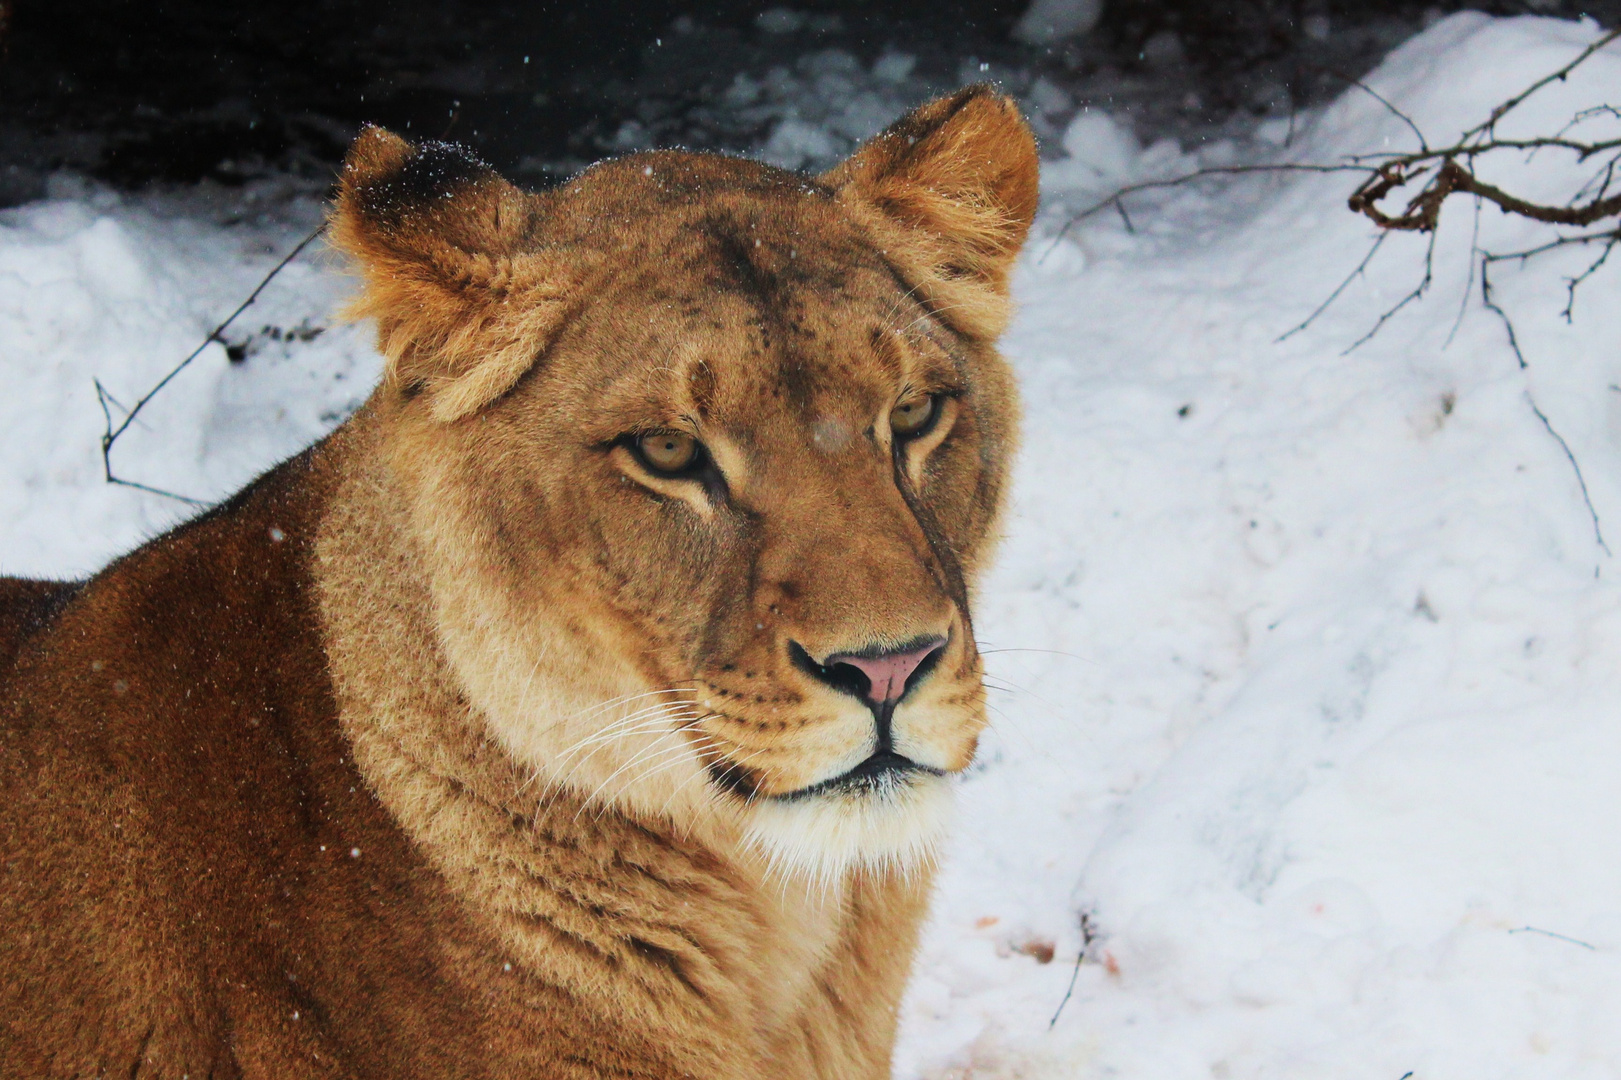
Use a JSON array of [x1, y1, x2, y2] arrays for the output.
[[575, 735, 698, 821]]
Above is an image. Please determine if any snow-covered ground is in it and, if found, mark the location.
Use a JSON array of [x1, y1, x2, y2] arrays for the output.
[[4, 12, 1621, 1079], [0, 177, 373, 574]]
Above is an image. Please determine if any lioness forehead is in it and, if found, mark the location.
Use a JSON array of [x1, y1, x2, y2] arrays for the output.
[[543, 158, 961, 433], [555, 280, 955, 451], [562, 154, 899, 300]]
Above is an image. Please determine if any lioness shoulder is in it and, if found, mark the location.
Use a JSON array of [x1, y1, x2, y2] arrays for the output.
[[0, 87, 1036, 1079]]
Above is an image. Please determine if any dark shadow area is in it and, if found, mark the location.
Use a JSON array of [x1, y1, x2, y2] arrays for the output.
[[1, 0, 1615, 204]]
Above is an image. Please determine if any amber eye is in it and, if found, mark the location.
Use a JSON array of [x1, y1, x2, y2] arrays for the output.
[[890, 394, 938, 439], [636, 430, 701, 474]]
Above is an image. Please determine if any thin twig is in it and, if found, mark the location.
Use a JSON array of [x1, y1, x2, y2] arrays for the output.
[[1479, 255, 1528, 369], [1037, 162, 1374, 263], [1348, 136, 1621, 163], [1560, 229, 1621, 320], [1469, 237, 1609, 567], [1569, 151, 1619, 207], [1442, 195, 1484, 350], [1464, 28, 1621, 141], [1482, 226, 1621, 264], [1114, 196, 1136, 235], [1341, 228, 1438, 354], [1525, 390, 1610, 558], [93, 379, 208, 505], [96, 223, 326, 504], [1276, 231, 1388, 342], [1552, 103, 1621, 141], [1474, 225, 1621, 339], [1049, 911, 1097, 1029], [1321, 65, 1430, 152], [1509, 926, 1598, 950]]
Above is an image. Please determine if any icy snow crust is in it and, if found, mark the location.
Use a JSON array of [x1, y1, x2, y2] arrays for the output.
[[4, 13, 1621, 1078]]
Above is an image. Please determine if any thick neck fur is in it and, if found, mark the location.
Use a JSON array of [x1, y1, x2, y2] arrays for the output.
[[313, 409, 928, 1079]]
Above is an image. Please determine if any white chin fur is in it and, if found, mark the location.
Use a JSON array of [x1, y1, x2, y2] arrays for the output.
[[740, 772, 955, 886]]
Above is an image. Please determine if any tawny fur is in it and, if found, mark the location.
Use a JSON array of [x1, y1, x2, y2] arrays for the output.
[[0, 86, 1037, 1079]]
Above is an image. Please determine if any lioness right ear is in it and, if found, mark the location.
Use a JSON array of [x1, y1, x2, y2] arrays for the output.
[[823, 86, 1039, 341], [329, 126, 576, 422]]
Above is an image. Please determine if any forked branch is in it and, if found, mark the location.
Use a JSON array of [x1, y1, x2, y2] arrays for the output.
[[1347, 28, 1621, 237], [95, 223, 326, 504]]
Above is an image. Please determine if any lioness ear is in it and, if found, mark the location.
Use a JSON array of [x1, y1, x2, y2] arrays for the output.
[[823, 85, 1039, 341], [329, 126, 576, 422]]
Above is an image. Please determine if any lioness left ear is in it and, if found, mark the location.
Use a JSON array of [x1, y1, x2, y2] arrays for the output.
[[329, 126, 579, 422], [823, 85, 1039, 341]]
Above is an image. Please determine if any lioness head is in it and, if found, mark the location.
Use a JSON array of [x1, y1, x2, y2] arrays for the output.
[[330, 87, 1037, 881]]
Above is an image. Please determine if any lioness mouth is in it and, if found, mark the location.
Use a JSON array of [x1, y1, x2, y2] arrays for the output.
[[776, 750, 944, 802]]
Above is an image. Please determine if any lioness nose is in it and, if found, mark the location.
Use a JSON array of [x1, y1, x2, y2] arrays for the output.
[[824, 639, 946, 708]]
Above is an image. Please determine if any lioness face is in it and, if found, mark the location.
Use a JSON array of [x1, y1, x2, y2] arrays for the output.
[[333, 88, 1037, 879], [476, 192, 1011, 874]]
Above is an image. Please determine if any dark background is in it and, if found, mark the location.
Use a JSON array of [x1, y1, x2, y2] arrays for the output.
[[2, 0, 1616, 204]]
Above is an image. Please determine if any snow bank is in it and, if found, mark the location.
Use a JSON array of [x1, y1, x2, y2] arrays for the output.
[[0, 180, 378, 576], [730, 48, 943, 173], [2, 13, 1619, 1079], [897, 13, 1621, 1080], [1011, 0, 1104, 47]]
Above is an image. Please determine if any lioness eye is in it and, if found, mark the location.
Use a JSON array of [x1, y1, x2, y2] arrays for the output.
[[637, 431, 700, 474], [890, 394, 938, 438]]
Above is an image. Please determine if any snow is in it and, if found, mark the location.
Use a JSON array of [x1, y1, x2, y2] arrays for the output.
[[4, 12, 1621, 1078], [0, 178, 377, 576], [1012, 0, 1105, 46], [733, 48, 943, 173], [900, 13, 1621, 1079]]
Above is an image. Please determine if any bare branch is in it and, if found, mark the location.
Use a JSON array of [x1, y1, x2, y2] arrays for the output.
[[1349, 154, 1621, 232], [1114, 196, 1136, 235], [1561, 230, 1621, 320], [96, 223, 325, 504], [1481, 226, 1621, 323], [1479, 254, 1529, 370], [1443, 195, 1484, 350], [1049, 911, 1098, 1030], [1342, 34, 1621, 245], [1321, 65, 1431, 152], [1508, 926, 1598, 950], [1342, 228, 1438, 354], [1463, 28, 1621, 141], [1525, 390, 1610, 558], [1568, 151, 1618, 206], [1449, 163, 1621, 226], [1554, 104, 1621, 141], [1276, 231, 1388, 342], [94, 379, 208, 505], [1038, 162, 1376, 263]]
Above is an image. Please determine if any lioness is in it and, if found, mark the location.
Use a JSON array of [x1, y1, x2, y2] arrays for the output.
[[0, 86, 1036, 1079]]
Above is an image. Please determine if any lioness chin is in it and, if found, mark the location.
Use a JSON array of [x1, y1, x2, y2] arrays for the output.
[[0, 86, 1036, 1079]]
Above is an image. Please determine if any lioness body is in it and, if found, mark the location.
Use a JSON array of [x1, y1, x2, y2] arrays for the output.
[[0, 445, 922, 1077], [0, 87, 1036, 1078]]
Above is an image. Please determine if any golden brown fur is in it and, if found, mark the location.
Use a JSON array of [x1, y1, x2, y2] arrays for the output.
[[0, 86, 1037, 1078]]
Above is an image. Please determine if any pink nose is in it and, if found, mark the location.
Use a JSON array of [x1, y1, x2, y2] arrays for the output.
[[826, 641, 945, 706]]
